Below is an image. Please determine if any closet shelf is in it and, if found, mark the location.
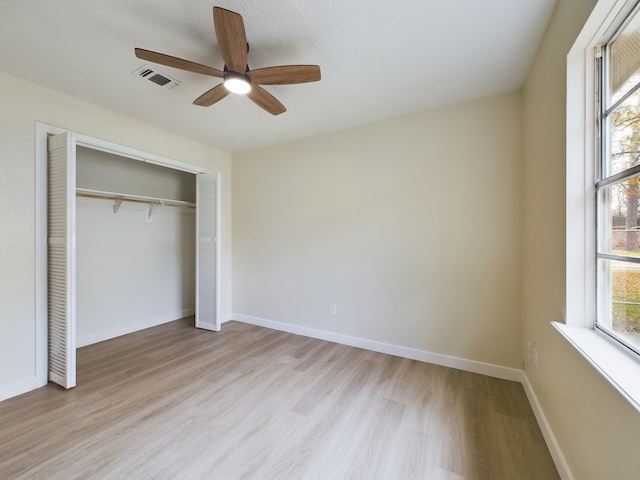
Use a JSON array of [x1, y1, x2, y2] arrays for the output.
[[76, 188, 196, 214]]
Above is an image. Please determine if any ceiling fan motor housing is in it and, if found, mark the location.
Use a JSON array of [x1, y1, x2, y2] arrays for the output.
[[223, 71, 251, 94]]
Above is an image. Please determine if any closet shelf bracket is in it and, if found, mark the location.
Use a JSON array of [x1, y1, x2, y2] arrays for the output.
[[113, 199, 123, 214], [146, 203, 155, 222]]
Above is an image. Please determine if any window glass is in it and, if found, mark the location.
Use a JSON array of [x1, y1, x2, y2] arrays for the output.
[[598, 178, 640, 257], [598, 258, 640, 350], [607, 88, 640, 176], [610, 12, 640, 104]]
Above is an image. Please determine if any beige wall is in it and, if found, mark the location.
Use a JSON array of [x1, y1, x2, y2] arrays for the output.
[[233, 92, 523, 369], [522, 0, 640, 478], [0, 71, 232, 393]]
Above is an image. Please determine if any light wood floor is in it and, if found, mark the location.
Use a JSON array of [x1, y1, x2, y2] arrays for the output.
[[0, 318, 559, 480]]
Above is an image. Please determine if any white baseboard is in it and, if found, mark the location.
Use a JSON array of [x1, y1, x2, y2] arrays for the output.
[[520, 371, 573, 480], [231, 313, 522, 382], [0, 376, 39, 403], [221, 311, 234, 324], [77, 308, 195, 347]]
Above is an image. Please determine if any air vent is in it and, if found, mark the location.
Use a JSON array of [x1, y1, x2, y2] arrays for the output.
[[133, 65, 181, 89]]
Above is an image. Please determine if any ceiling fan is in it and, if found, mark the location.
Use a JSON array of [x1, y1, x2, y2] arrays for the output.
[[135, 6, 321, 115]]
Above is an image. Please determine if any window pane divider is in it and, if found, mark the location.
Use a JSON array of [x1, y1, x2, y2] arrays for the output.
[[597, 252, 640, 263], [596, 163, 640, 188], [606, 79, 640, 115]]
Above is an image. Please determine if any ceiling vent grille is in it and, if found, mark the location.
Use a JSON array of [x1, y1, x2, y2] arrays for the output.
[[133, 65, 181, 89]]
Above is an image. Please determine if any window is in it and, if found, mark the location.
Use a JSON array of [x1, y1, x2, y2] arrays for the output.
[[561, 0, 640, 412], [596, 3, 640, 356]]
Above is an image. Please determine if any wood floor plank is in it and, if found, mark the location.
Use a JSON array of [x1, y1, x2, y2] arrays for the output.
[[0, 317, 559, 479]]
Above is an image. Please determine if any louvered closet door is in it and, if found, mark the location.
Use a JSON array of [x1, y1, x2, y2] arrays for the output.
[[47, 132, 77, 388], [196, 172, 221, 331]]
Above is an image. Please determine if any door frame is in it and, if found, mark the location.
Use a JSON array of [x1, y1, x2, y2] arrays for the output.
[[35, 121, 215, 388]]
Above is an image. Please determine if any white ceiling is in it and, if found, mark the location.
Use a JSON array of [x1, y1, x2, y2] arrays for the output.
[[0, 0, 556, 153]]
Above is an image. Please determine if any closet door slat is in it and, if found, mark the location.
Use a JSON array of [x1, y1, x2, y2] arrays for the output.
[[196, 172, 220, 331], [47, 132, 77, 388]]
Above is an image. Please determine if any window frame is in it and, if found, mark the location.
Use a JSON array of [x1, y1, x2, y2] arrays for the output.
[[594, 1, 640, 358]]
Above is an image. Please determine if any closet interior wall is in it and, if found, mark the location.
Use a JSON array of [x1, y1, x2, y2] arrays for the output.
[[76, 147, 197, 347]]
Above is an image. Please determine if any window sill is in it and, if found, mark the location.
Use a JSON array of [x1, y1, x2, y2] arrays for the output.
[[552, 321, 640, 413]]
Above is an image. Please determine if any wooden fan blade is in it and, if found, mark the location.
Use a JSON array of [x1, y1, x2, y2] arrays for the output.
[[193, 83, 230, 107], [135, 48, 224, 78], [213, 7, 248, 74], [249, 65, 321, 85], [247, 86, 286, 115]]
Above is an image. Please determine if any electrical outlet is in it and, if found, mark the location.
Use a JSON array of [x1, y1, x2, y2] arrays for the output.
[[329, 304, 337, 316]]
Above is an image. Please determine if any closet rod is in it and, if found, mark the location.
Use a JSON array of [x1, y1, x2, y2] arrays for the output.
[[76, 188, 196, 210]]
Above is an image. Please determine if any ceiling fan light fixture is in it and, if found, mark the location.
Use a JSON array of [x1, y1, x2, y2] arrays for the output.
[[224, 72, 251, 94]]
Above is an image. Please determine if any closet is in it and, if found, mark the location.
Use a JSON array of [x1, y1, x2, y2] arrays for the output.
[[47, 131, 220, 389]]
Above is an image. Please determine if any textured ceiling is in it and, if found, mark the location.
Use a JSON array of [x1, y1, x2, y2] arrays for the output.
[[0, 0, 557, 153]]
